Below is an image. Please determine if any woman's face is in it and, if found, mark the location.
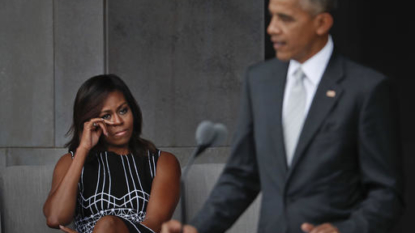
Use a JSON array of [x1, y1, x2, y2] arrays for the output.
[[99, 91, 134, 154]]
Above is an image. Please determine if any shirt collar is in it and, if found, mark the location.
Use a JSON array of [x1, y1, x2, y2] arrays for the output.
[[288, 36, 334, 85]]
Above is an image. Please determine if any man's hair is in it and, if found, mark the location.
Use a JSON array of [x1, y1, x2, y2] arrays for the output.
[[302, 0, 337, 15]]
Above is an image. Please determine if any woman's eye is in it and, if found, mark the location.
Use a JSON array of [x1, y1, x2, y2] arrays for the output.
[[120, 108, 128, 115], [101, 114, 111, 120]]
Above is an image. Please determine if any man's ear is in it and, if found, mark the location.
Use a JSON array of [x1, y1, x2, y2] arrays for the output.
[[315, 12, 333, 35]]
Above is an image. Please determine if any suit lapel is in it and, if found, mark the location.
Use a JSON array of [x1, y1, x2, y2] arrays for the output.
[[287, 55, 345, 179], [261, 59, 289, 176], [273, 62, 290, 175]]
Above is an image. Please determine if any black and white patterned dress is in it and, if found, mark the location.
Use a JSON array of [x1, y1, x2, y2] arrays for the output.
[[72, 150, 160, 233]]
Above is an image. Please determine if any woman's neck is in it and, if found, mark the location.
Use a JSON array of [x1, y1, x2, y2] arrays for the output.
[[107, 146, 130, 155]]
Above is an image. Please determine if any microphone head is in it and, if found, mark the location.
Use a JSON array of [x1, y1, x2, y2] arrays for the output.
[[195, 121, 216, 146], [211, 123, 228, 146]]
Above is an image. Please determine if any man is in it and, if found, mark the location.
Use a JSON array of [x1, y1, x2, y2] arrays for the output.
[[162, 0, 404, 232]]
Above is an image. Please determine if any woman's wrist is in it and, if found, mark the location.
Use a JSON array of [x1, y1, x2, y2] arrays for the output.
[[75, 146, 90, 158]]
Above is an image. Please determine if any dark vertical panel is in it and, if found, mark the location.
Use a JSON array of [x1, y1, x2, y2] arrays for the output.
[[264, 0, 274, 59]]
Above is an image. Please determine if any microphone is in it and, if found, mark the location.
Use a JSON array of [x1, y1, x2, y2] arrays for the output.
[[193, 121, 228, 159], [180, 121, 228, 231]]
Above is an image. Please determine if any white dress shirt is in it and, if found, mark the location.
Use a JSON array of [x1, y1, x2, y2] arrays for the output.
[[283, 36, 334, 122]]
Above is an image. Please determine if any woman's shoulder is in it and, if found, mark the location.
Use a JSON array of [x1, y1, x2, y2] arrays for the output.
[[51, 153, 73, 177], [155, 151, 180, 174], [148, 149, 178, 162], [57, 152, 73, 166], [158, 150, 177, 160]]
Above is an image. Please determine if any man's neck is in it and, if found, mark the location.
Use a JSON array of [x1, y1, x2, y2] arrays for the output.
[[297, 35, 330, 64]]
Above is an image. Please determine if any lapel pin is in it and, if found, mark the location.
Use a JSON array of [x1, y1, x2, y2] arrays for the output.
[[326, 90, 336, 98]]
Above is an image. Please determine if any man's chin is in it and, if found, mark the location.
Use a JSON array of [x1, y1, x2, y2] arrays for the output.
[[276, 53, 291, 62]]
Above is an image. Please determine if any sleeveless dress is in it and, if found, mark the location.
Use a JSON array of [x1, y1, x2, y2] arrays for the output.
[[72, 150, 160, 233]]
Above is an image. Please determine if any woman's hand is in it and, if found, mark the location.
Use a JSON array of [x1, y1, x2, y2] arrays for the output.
[[59, 225, 78, 233], [78, 118, 114, 152]]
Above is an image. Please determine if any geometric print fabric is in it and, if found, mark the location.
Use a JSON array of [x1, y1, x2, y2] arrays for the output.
[[73, 150, 160, 233]]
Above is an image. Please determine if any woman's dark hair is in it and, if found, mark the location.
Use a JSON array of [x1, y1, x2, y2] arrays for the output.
[[65, 74, 156, 156]]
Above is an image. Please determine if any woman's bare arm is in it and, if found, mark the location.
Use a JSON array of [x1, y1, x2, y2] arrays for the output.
[[142, 151, 181, 233], [43, 148, 89, 228], [43, 118, 110, 228]]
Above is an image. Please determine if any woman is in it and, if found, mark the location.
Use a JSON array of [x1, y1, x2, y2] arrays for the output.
[[43, 74, 180, 233]]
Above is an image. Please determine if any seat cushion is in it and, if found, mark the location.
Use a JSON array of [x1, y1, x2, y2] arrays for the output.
[[0, 163, 260, 233], [173, 163, 261, 233]]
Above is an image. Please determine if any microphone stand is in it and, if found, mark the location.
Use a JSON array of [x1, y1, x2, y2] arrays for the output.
[[180, 144, 209, 233]]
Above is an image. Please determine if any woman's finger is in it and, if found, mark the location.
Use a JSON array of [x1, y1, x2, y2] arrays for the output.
[[89, 118, 104, 128], [85, 119, 102, 131], [86, 119, 106, 136], [86, 117, 123, 138], [93, 120, 109, 136]]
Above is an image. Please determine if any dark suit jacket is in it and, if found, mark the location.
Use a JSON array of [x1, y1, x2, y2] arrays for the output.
[[191, 54, 404, 233]]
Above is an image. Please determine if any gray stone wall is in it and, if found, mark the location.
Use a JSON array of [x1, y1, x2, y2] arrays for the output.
[[0, 0, 263, 167], [54, 0, 105, 147], [0, 0, 105, 167], [0, 0, 54, 148], [108, 0, 263, 163]]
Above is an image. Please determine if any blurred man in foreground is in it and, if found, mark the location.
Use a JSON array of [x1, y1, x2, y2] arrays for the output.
[[162, 0, 404, 232]]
